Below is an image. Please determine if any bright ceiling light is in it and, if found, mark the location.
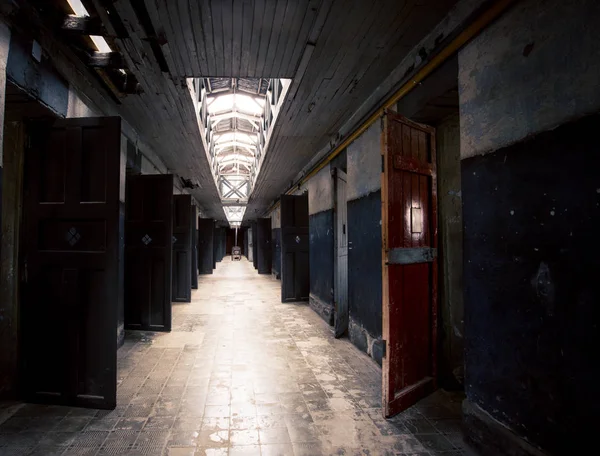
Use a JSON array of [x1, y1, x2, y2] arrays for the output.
[[90, 36, 112, 53], [67, 0, 113, 53], [66, 0, 88, 16], [208, 93, 263, 115]]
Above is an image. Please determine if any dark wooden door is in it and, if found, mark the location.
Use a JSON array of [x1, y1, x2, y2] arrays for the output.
[[21, 117, 122, 409], [257, 218, 272, 274], [252, 222, 258, 269], [281, 194, 310, 302], [191, 206, 198, 289], [125, 174, 173, 331], [198, 218, 214, 274], [381, 111, 438, 417], [334, 168, 349, 338], [172, 194, 192, 302]]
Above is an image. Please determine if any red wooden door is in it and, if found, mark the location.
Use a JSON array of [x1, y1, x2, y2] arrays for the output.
[[381, 111, 438, 417], [21, 117, 122, 409]]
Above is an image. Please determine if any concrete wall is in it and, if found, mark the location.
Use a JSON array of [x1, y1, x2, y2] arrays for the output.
[[459, 0, 600, 159], [7, 32, 69, 117], [459, 0, 600, 454], [346, 121, 383, 364], [308, 165, 334, 324]]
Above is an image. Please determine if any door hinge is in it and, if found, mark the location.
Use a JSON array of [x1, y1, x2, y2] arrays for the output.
[[381, 340, 386, 358], [381, 155, 385, 173]]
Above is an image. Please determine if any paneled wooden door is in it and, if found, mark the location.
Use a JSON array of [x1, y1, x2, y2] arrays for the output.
[[125, 174, 173, 331], [257, 218, 272, 274], [381, 111, 438, 417], [172, 194, 192, 302], [21, 117, 122, 409], [197, 218, 214, 274], [191, 206, 198, 289], [252, 222, 258, 269], [281, 194, 310, 302], [334, 168, 349, 338]]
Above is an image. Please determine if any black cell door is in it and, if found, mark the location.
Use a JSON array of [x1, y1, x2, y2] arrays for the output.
[[21, 117, 122, 409], [191, 206, 198, 289], [214, 227, 224, 263], [125, 174, 173, 331], [281, 194, 310, 302], [172, 194, 192, 302], [198, 218, 214, 274], [257, 218, 272, 274], [252, 221, 258, 270]]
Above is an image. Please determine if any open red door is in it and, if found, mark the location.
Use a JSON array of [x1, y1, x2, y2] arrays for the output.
[[381, 110, 438, 417]]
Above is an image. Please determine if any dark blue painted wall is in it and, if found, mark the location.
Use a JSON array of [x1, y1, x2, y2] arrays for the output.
[[462, 113, 600, 454], [348, 191, 382, 342], [309, 210, 334, 322], [272, 228, 281, 278]]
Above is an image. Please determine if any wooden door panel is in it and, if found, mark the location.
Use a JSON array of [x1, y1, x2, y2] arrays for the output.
[[125, 174, 173, 331], [172, 195, 192, 302], [382, 111, 438, 417], [191, 206, 198, 289], [257, 218, 272, 274], [198, 218, 214, 274], [252, 222, 258, 269], [281, 194, 310, 302], [22, 117, 121, 409]]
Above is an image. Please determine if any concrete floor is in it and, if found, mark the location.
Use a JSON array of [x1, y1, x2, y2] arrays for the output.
[[0, 257, 472, 456]]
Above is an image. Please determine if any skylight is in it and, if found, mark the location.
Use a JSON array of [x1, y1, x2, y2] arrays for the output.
[[188, 77, 291, 227], [208, 93, 264, 116], [66, 0, 112, 53]]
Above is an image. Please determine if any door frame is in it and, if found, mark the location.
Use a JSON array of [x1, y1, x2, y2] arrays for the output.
[[333, 167, 349, 337]]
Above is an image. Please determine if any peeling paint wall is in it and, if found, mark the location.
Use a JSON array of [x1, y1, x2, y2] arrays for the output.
[[459, 0, 600, 453], [346, 122, 382, 364], [308, 165, 333, 216], [347, 122, 381, 201], [459, 0, 600, 159], [307, 165, 334, 324], [308, 209, 334, 324]]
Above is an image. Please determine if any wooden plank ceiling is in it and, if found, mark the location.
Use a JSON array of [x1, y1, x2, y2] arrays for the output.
[[89, 0, 458, 219]]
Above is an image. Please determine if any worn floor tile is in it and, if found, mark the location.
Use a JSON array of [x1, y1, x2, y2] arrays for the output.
[[0, 258, 468, 456]]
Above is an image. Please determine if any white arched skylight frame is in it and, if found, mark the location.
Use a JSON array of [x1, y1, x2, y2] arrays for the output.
[[188, 77, 290, 227]]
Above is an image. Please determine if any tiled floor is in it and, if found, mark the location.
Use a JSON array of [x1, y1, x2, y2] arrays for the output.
[[0, 257, 474, 456]]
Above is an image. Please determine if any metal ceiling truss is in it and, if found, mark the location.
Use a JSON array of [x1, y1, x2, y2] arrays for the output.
[[188, 77, 290, 226]]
